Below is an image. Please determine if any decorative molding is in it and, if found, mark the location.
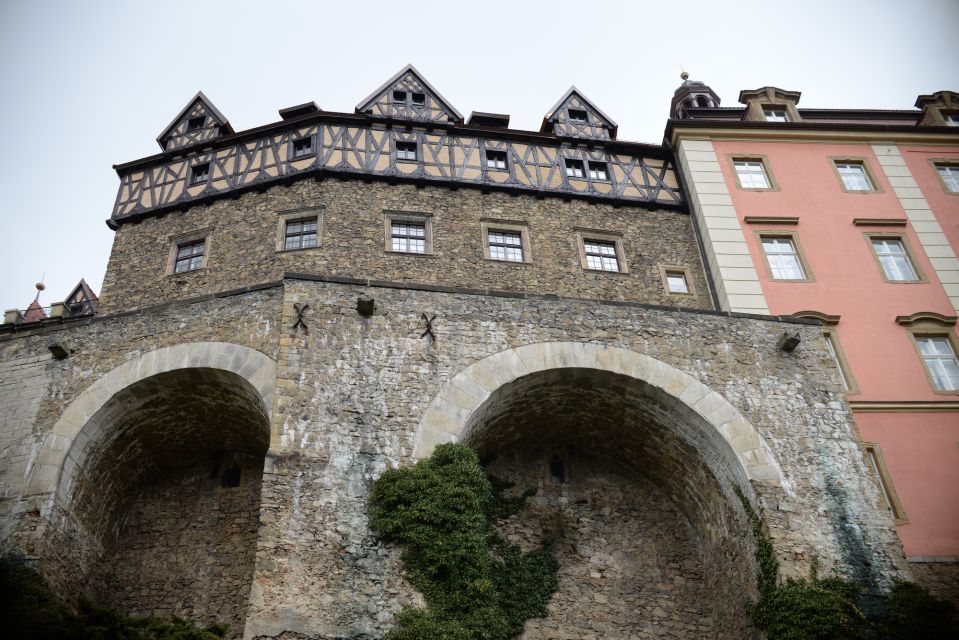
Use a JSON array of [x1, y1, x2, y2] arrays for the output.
[[744, 216, 799, 225], [895, 311, 958, 326], [853, 218, 907, 227], [789, 310, 840, 325], [849, 401, 959, 413]]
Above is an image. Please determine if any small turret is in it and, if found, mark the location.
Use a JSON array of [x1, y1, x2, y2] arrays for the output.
[[670, 71, 721, 120]]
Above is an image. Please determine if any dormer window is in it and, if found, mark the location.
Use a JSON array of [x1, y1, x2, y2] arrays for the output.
[[763, 107, 790, 122], [565, 159, 585, 178], [411, 92, 426, 106], [190, 163, 210, 185], [292, 136, 314, 158], [568, 108, 588, 123], [187, 116, 206, 131], [393, 90, 407, 102], [944, 112, 959, 127]]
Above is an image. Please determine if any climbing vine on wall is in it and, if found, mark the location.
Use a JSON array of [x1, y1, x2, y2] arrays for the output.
[[368, 443, 558, 640]]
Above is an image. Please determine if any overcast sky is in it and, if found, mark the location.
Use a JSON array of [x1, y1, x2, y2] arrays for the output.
[[1, 0, 956, 312]]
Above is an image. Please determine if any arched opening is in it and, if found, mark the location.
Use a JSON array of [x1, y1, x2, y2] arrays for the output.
[[696, 95, 711, 108], [54, 367, 270, 637], [458, 366, 758, 638]]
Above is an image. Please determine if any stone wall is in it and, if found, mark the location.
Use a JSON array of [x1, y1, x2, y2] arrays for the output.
[[98, 181, 712, 315], [243, 277, 909, 638]]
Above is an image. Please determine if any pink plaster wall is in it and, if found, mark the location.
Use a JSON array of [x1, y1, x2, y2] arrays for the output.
[[713, 139, 959, 556], [899, 144, 959, 260], [858, 412, 959, 557], [714, 140, 956, 403]]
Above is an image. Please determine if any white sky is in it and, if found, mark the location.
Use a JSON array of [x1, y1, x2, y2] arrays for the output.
[[1, 0, 957, 312]]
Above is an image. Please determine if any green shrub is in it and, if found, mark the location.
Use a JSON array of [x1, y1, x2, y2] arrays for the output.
[[883, 580, 957, 640], [368, 443, 557, 639]]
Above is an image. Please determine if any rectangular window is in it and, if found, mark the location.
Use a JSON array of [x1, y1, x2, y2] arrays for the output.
[[835, 161, 874, 191], [190, 163, 210, 185], [871, 237, 918, 281], [584, 239, 619, 272], [568, 108, 588, 123], [944, 112, 959, 127], [936, 164, 959, 192], [392, 90, 407, 102], [187, 116, 206, 131], [292, 137, 314, 158], [284, 217, 318, 250], [174, 240, 205, 273], [396, 141, 417, 161], [565, 159, 585, 178], [763, 107, 789, 122], [916, 336, 959, 391], [487, 230, 524, 262], [761, 236, 806, 280], [864, 445, 904, 521], [734, 160, 771, 189], [588, 161, 609, 181], [824, 333, 850, 391], [486, 150, 508, 170], [411, 92, 426, 106], [391, 221, 426, 253], [666, 271, 689, 293]]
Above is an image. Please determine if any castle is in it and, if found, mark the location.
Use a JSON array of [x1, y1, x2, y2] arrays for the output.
[[1, 65, 956, 639]]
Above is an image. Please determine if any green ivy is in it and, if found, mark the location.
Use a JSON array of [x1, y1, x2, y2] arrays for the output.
[[368, 443, 558, 640], [735, 486, 866, 640], [0, 555, 226, 640]]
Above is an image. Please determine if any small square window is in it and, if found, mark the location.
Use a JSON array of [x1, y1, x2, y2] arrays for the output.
[[870, 237, 919, 281], [835, 161, 874, 191], [190, 163, 210, 185], [588, 161, 609, 181], [284, 217, 318, 250], [916, 336, 959, 391], [760, 236, 807, 280], [565, 159, 585, 178], [174, 239, 205, 273], [411, 92, 426, 106], [763, 107, 789, 122], [393, 90, 407, 102], [396, 141, 417, 161], [936, 164, 959, 192], [486, 150, 508, 170], [568, 108, 588, 123], [584, 239, 619, 272], [187, 116, 206, 131], [487, 229, 524, 262], [292, 137, 314, 158], [391, 221, 427, 253], [666, 272, 689, 293], [733, 160, 771, 189]]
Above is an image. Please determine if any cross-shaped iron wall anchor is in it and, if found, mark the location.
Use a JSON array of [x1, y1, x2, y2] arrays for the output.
[[293, 303, 310, 334], [421, 313, 437, 343]]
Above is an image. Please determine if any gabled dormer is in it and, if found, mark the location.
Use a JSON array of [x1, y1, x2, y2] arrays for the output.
[[63, 279, 99, 317], [915, 91, 959, 127], [738, 87, 803, 123], [541, 87, 618, 141], [355, 64, 463, 124], [156, 91, 234, 152]]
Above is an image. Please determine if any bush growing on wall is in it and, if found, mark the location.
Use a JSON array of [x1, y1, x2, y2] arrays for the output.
[[368, 443, 558, 640]]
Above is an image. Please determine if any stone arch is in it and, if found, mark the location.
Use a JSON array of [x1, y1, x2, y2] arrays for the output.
[[25, 342, 276, 498], [413, 341, 786, 490]]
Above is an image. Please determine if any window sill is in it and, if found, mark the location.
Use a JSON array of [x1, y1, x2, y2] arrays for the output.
[[484, 257, 532, 266], [583, 268, 630, 275], [277, 246, 321, 254], [385, 250, 434, 257]]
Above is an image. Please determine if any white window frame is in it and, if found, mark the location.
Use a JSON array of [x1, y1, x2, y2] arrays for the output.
[[395, 140, 418, 162], [835, 162, 874, 191], [734, 160, 771, 189], [385, 212, 432, 255], [759, 234, 809, 281], [935, 164, 959, 193], [565, 158, 585, 179], [915, 336, 959, 392], [763, 107, 790, 122], [869, 236, 920, 282], [588, 161, 609, 181], [485, 149, 508, 171]]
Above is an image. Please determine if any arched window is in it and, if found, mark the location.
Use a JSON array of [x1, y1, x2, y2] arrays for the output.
[[696, 95, 710, 108]]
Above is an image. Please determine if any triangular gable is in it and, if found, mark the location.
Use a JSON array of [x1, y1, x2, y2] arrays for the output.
[[356, 64, 463, 124], [64, 279, 99, 317], [156, 91, 234, 151], [542, 86, 618, 140]]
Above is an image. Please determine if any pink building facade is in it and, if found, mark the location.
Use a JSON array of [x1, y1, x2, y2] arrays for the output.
[[669, 82, 959, 598]]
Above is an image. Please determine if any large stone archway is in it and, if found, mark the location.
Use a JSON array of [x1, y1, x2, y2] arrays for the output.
[[27, 342, 277, 638], [413, 342, 786, 638]]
